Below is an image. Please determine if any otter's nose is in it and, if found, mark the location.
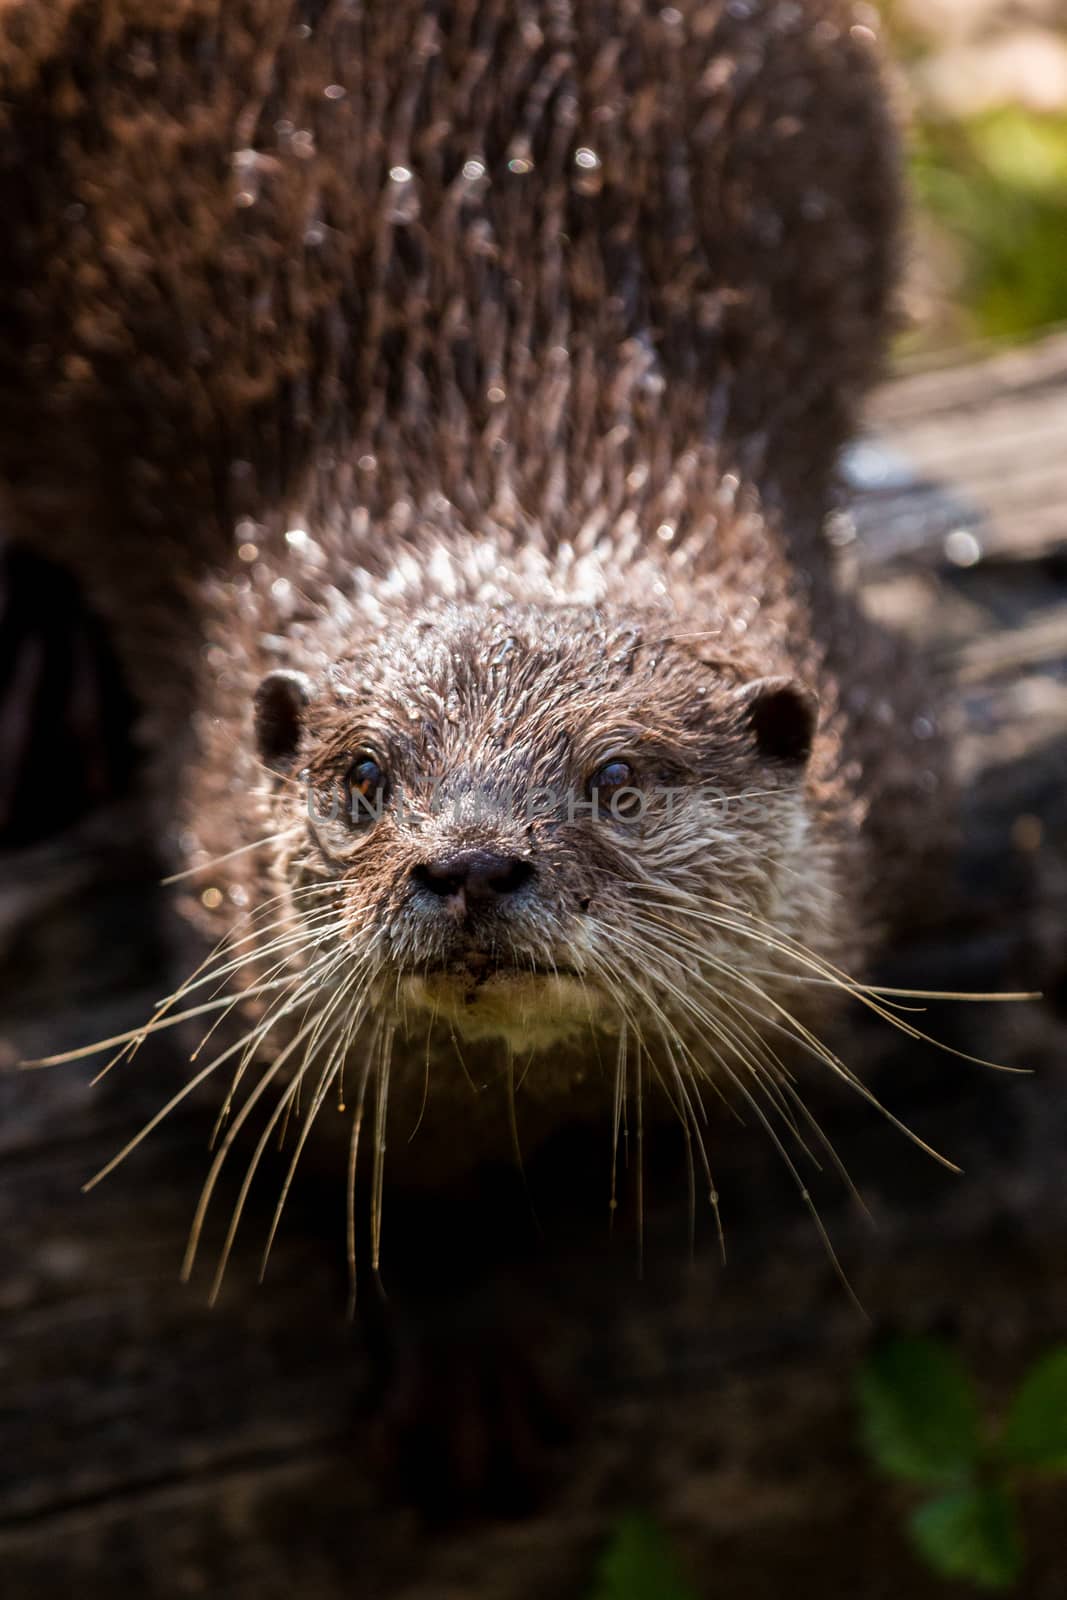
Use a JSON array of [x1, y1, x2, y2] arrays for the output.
[[412, 849, 534, 904]]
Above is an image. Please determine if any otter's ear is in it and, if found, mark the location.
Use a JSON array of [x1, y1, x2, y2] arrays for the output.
[[253, 669, 314, 772], [735, 676, 818, 765]]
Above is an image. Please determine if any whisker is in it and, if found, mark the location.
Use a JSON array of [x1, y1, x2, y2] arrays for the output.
[[207, 1003, 353, 1305], [345, 1049, 374, 1321], [650, 896, 1032, 1073], [206, 944, 346, 1143], [610, 1018, 627, 1233], [370, 1022, 394, 1278], [590, 920, 867, 1304], [407, 1006, 437, 1143], [735, 969, 1038, 1005], [22, 886, 340, 1080], [625, 912, 962, 1174], [83, 951, 344, 1197], [630, 897, 1004, 1102], [181, 973, 351, 1285], [161, 832, 288, 885], [23, 993, 276, 1071], [259, 984, 377, 1286]]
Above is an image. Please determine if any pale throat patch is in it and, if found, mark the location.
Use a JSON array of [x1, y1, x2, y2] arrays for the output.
[[400, 969, 603, 1047]]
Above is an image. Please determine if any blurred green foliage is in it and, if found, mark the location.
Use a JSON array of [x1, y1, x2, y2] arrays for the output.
[[585, 1338, 1067, 1599], [587, 1515, 699, 1600], [912, 109, 1067, 345], [857, 1335, 1067, 1591]]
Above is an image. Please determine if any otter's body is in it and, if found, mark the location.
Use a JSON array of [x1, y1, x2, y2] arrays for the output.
[[3, 4, 948, 1199], [2, 0, 896, 728]]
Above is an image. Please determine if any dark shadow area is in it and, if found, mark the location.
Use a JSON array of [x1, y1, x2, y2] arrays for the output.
[[0, 542, 137, 850]]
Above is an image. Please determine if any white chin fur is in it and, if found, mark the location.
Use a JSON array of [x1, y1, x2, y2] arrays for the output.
[[400, 970, 603, 1047]]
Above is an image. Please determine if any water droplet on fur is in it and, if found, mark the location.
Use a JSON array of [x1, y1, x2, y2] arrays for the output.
[[386, 167, 420, 223], [462, 158, 486, 181], [201, 887, 223, 910], [324, 83, 346, 100], [825, 510, 855, 547], [574, 147, 600, 170], [507, 156, 533, 175]]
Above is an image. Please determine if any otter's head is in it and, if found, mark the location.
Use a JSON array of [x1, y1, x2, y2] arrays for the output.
[[252, 596, 826, 1059]]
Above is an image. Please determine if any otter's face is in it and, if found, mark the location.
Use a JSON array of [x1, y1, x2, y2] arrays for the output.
[[253, 603, 819, 1053]]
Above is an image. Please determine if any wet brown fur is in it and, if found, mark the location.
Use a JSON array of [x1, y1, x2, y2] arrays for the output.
[[1, 2, 952, 1189]]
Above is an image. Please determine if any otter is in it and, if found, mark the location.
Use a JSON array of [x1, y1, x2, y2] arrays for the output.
[[3, 0, 959, 1479]]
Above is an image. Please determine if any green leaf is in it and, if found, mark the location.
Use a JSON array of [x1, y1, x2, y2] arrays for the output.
[[589, 1515, 699, 1600], [857, 1336, 982, 1483], [999, 1347, 1067, 1471], [909, 1487, 1023, 1591]]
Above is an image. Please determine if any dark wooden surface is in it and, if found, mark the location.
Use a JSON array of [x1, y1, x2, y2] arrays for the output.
[[2, 336, 1067, 1598]]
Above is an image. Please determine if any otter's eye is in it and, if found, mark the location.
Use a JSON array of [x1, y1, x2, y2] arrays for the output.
[[587, 759, 642, 819], [345, 756, 387, 823]]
